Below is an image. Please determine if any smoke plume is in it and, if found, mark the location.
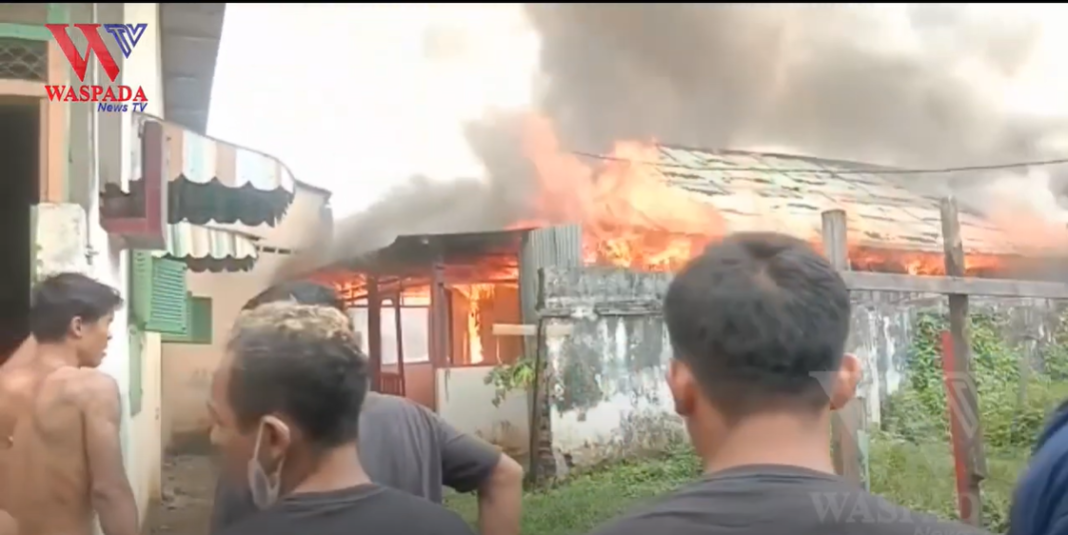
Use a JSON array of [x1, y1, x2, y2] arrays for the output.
[[524, 4, 1056, 168], [279, 4, 1068, 279]]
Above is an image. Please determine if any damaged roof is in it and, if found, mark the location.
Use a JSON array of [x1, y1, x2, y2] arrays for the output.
[[654, 146, 1022, 255]]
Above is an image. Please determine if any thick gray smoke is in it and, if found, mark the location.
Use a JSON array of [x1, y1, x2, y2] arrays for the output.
[[525, 4, 1053, 168], [272, 114, 540, 281], [278, 4, 1068, 280]]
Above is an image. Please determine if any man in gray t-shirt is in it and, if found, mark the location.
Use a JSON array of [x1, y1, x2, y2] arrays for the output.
[[210, 282, 523, 535]]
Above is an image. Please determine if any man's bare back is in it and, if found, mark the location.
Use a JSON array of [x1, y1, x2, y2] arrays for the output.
[[0, 273, 133, 535], [0, 355, 55, 516], [0, 362, 130, 535]]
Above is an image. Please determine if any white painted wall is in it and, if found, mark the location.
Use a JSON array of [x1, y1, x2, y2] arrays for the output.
[[435, 366, 529, 458], [70, 2, 167, 524], [118, 3, 164, 518]]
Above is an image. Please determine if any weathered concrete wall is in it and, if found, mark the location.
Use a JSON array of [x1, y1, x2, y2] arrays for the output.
[[539, 267, 679, 474], [537, 266, 1065, 474]]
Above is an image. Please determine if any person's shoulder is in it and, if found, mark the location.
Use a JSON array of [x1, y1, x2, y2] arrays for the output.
[[57, 367, 120, 407], [367, 487, 475, 534], [363, 392, 440, 429], [364, 391, 429, 416], [857, 498, 989, 535]]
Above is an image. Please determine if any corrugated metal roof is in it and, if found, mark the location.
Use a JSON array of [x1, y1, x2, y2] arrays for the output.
[[654, 146, 1019, 255], [164, 222, 259, 273]]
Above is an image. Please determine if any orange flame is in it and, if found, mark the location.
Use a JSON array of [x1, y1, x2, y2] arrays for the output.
[[453, 283, 496, 364], [515, 115, 726, 272], [512, 114, 1040, 276]]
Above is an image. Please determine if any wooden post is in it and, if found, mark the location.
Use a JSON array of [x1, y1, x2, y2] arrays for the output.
[[820, 209, 870, 490], [429, 259, 449, 367], [367, 275, 382, 393], [393, 284, 406, 396], [939, 197, 987, 526], [492, 322, 573, 482]]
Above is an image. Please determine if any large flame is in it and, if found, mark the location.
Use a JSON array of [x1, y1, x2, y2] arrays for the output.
[[513, 114, 1043, 276], [514, 115, 725, 272]]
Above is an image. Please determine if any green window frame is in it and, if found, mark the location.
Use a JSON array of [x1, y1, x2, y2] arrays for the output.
[[161, 295, 213, 344]]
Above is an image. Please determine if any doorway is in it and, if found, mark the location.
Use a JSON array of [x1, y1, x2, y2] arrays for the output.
[[0, 98, 40, 363]]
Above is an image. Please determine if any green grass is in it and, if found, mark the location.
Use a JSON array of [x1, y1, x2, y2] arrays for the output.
[[445, 446, 700, 535], [445, 438, 1029, 535]]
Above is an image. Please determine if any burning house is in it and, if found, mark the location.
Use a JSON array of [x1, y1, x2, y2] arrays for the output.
[[291, 133, 1068, 474]]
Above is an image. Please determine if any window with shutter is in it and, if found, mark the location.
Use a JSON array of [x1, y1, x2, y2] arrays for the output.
[[162, 296, 213, 345], [130, 251, 189, 335]]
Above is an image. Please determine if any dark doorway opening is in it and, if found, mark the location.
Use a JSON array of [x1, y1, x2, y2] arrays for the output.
[[0, 99, 40, 363]]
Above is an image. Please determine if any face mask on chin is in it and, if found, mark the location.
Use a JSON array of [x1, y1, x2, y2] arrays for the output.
[[247, 418, 288, 509]]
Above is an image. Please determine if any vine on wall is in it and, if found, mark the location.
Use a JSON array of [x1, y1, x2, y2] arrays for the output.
[[484, 356, 538, 407]]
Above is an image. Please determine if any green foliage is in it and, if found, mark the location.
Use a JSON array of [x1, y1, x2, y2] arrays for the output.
[[885, 311, 1068, 451], [484, 357, 538, 407], [880, 309, 1068, 532], [485, 345, 605, 412], [446, 446, 701, 535]]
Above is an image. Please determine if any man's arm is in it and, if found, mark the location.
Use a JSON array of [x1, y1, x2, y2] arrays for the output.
[[434, 413, 523, 535], [80, 372, 138, 535]]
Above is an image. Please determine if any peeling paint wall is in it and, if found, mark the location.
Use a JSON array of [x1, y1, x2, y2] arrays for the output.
[[537, 267, 1066, 473], [539, 267, 683, 473]]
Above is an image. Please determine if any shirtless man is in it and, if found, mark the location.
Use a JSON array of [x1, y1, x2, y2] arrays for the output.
[[0, 273, 137, 535]]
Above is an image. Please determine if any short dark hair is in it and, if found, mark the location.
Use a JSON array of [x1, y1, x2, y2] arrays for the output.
[[243, 281, 344, 312], [30, 273, 123, 343], [226, 303, 367, 448], [663, 232, 851, 418]]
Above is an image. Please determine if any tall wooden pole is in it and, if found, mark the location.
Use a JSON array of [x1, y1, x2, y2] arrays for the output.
[[820, 209, 870, 490], [939, 197, 987, 526]]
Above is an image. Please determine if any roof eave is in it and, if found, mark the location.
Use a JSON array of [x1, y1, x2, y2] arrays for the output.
[[159, 3, 225, 135]]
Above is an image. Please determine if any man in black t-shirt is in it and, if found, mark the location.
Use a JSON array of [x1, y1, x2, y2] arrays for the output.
[[586, 233, 990, 535], [211, 302, 473, 535]]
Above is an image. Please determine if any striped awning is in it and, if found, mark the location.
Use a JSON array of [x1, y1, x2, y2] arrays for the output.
[[133, 115, 298, 227], [164, 222, 259, 273]]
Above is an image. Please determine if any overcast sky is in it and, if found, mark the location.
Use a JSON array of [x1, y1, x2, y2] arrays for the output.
[[206, 4, 1068, 219], [206, 4, 538, 217]]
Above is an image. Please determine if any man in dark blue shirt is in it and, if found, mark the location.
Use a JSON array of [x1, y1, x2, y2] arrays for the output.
[[1009, 400, 1068, 535]]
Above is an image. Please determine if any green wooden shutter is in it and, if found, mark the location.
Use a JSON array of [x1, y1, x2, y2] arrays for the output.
[[130, 252, 189, 335], [128, 324, 143, 416], [162, 296, 213, 344]]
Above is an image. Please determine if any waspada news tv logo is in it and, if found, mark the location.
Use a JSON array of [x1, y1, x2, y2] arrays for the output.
[[44, 23, 150, 113]]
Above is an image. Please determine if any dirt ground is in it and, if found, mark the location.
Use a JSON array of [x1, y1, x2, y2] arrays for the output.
[[145, 454, 216, 535]]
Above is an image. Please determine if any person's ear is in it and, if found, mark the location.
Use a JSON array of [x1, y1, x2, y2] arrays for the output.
[[829, 353, 861, 411], [667, 358, 698, 418], [69, 316, 84, 339], [261, 415, 292, 468]]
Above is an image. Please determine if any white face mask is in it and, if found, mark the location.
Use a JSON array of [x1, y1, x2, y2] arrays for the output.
[[247, 420, 286, 510]]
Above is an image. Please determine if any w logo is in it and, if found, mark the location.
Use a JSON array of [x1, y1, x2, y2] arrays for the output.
[[45, 23, 148, 83]]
